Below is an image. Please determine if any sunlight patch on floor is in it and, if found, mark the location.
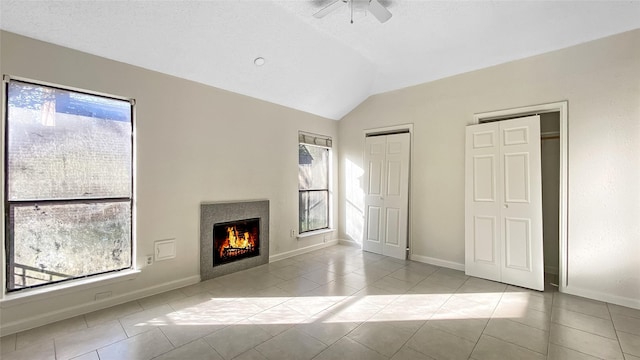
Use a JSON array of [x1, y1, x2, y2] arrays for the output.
[[131, 292, 532, 328]]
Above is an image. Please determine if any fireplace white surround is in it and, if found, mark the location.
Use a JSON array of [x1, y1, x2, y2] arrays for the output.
[[200, 200, 269, 281]]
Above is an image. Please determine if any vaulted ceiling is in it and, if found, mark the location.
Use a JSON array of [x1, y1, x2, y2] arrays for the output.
[[1, 1, 639, 120]]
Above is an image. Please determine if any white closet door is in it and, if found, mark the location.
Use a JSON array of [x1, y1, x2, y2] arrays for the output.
[[363, 133, 410, 260], [381, 133, 410, 259], [465, 115, 544, 291], [363, 136, 386, 255], [465, 122, 502, 282], [500, 116, 544, 290]]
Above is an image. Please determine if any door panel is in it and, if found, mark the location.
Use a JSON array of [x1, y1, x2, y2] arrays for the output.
[[363, 136, 386, 254], [466, 115, 543, 291], [504, 153, 530, 203], [473, 155, 496, 202], [388, 141, 402, 154], [503, 126, 529, 145], [473, 131, 496, 148], [381, 133, 410, 259], [368, 161, 383, 196], [386, 161, 402, 196], [385, 208, 400, 246], [366, 206, 381, 240], [505, 217, 531, 271], [500, 116, 543, 290], [466, 123, 501, 282], [474, 216, 497, 264]]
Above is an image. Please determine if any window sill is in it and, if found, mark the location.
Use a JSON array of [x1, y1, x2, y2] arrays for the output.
[[0, 269, 140, 308], [297, 228, 334, 240]]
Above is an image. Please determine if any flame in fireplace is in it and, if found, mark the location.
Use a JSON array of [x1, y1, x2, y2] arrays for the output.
[[219, 226, 256, 259]]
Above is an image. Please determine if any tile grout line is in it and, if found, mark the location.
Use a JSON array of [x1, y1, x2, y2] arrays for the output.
[[546, 296, 553, 359], [392, 274, 478, 360], [547, 317, 626, 358], [483, 305, 553, 356], [348, 261, 426, 360], [480, 333, 549, 358], [53, 335, 59, 360], [607, 302, 627, 358], [489, 317, 551, 353], [553, 294, 612, 320], [466, 284, 507, 359], [550, 308, 619, 340]]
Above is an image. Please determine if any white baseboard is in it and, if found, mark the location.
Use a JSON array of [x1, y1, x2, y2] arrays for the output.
[[407, 256, 638, 310], [409, 254, 465, 272], [338, 239, 361, 248], [0, 275, 200, 336], [269, 240, 339, 262], [563, 284, 640, 310]]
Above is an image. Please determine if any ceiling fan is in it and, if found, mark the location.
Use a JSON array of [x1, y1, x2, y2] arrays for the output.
[[313, 0, 392, 24]]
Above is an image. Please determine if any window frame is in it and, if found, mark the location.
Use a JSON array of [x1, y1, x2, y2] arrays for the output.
[[298, 140, 331, 234], [3, 76, 135, 293]]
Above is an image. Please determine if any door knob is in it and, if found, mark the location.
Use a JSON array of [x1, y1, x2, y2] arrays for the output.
[[504, 204, 509, 208]]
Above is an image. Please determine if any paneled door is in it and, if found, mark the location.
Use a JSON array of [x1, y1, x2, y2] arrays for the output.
[[465, 116, 544, 291], [363, 133, 410, 260]]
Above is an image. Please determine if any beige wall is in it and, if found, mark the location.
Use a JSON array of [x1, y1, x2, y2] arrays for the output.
[[0, 31, 338, 333], [338, 29, 640, 308]]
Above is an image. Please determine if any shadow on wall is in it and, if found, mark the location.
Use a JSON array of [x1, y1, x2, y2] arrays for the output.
[[345, 159, 365, 243]]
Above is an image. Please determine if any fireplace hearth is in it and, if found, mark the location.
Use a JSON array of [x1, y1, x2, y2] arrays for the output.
[[200, 200, 269, 281]]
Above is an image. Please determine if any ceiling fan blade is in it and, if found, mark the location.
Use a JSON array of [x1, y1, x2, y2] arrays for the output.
[[368, 0, 392, 23], [313, 0, 344, 18]]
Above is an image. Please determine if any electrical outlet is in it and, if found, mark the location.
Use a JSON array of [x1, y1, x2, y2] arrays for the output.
[[145, 255, 153, 265], [290, 229, 296, 238]]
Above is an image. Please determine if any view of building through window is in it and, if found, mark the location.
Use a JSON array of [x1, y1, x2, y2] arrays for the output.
[[298, 143, 329, 233], [5, 80, 133, 291]]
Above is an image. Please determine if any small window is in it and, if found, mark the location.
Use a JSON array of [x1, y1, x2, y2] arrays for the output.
[[4, 79, 134, 291], [298, 132, 331, 233]]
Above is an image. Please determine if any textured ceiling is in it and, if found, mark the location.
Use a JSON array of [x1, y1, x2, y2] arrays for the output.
[[1, 1, 639, 120]]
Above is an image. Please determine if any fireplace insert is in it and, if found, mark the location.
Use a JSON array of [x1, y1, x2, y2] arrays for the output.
[[213, 218, 260, 266]]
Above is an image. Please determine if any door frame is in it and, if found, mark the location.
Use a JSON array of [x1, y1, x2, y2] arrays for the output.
[[363, 123, 413, 254], [472, 101, 568, 293]]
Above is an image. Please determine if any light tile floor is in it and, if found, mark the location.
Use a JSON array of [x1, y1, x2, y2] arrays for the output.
[[1, 245, 639, 360]]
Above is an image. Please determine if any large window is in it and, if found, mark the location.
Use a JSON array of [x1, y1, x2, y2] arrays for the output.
[[298, 132, 331, 233], [4, 79, 133, 291]]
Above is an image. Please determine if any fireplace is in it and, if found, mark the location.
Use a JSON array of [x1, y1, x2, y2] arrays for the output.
[[200, 200, 269, 281], [213, 218, 260, 266]]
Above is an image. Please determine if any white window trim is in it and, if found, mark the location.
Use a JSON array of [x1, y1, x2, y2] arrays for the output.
[[296, 228, 334, 239], [298, 133, 333, 235], [0, 269, 140, 307]]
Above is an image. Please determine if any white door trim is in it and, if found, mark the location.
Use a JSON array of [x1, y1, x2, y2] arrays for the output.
[[364, 123, 414, 136], [473, 101, 568, 293], [363, 124, 413, 254]]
